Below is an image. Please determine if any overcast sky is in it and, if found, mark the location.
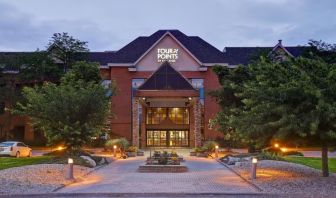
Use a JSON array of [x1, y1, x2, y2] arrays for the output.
[[0, 0, 335, 52]]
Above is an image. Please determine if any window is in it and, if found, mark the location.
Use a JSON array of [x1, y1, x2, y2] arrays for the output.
[[147, 130, 167, 146], [132, 79, 145, 89], [191, 78, 204, 89], [132, 78, 145, 97], [146, 108, 167, 124], [168, 108, 189, 124], [191, 79, 204, 103]]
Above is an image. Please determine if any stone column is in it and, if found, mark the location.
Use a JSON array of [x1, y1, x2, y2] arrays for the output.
[[132, 98, 140, 147], [193, 98, 202, 147]]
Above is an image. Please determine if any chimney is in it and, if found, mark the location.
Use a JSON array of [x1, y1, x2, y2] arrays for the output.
[[278, 39, 282, 45], [223, 47, 226, 53]]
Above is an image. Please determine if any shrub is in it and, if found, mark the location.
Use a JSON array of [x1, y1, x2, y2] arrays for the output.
[[283, 151, 304, 156], [126, 146, 138, 152], [171, 151, 178, 157], [258, 151, 284, 161], [202, 141, 218, 152], [105, 138, 129, 151]]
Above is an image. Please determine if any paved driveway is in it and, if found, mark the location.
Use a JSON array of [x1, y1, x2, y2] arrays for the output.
[[58, 156, 257, 194]]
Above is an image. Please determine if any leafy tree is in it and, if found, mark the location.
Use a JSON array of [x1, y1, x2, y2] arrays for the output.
[[0, 51, 63, 140], [47, 32, 89, 72], [14, 62, 114, 151], [212, 42, 336, 177]]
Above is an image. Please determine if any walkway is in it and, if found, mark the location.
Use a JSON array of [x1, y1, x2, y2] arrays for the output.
[[57, 156, 257, 194]]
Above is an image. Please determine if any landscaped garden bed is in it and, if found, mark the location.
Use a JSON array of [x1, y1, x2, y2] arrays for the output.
[[0, 163, 91, 194], [138, 151, 188, 173], [229, 159, 336, 195]]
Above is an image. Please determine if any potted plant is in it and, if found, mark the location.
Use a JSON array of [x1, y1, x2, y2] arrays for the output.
[[126, 146, 137, 157], [190, 148, 198, 156]]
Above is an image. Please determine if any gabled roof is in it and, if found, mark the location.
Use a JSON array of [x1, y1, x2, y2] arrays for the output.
[[109, 30, 227, 64], [138, 62, 195, 90], [223, 46, 309, 65]]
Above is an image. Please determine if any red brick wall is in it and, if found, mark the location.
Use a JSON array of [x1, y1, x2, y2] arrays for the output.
[[109, 67, 223, 144]]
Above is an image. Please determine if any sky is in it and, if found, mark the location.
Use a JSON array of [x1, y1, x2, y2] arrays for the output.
[[0, 0, 335, 52]]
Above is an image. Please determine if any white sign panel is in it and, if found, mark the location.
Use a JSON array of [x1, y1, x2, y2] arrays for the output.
[[157, 48, 179, 63]]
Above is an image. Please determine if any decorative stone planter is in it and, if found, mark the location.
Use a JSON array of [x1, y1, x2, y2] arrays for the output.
[[196, 152, 209, 158], [137, 151, 144, 156], [138, 164, 188, 173], [190, 151, 197, 156], [126, 152, 137, 157]]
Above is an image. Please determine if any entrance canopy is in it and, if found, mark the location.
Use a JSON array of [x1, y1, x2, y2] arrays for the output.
[[135, 62, 199, 97]]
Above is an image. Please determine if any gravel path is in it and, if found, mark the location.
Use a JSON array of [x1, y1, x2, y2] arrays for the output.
[[230, 160, 336, 196], [0, 164, 92, 195]]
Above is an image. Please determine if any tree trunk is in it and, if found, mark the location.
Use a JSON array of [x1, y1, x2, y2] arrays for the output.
[[321, 142, 329, 177]]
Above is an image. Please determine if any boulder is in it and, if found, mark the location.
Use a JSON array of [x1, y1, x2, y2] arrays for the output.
[[80, 155, 96, 167], [227, 156, 241, 165]]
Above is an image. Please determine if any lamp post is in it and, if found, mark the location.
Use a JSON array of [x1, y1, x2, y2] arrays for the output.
[[251, 157, 257, 179], [215, 145, 219, 158], [66, 158, 74, 180], [113, 145, 117, 157]]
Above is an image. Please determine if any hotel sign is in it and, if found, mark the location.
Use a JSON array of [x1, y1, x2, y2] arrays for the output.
[[157, 48, 179, 63]]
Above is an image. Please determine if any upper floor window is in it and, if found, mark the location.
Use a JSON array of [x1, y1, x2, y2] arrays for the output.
[[168, 107, 189, 124], [132, 79, 145, 89], [191, 79, 204, 90], [146, 108, 167, 124]]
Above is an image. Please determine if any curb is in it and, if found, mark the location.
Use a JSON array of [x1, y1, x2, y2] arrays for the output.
[[215, 158, 263, 192]]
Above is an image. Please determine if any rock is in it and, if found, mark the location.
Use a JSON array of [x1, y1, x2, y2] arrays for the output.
[[80, 155, 96, 167], [98, 158, 106, 165], [227, 156, 241, 165]]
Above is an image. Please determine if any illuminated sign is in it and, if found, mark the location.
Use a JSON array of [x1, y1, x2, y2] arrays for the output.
[[157, 48, 179, 62]]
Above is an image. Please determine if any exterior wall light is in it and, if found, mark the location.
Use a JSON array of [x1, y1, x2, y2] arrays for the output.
[[66, 158, 74, 180], [57, 146, 64, 151], [251, 157, 257, 179], [274, 143, 279, 148]]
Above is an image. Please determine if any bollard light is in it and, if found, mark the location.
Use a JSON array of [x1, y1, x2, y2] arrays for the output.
[[280, 147, 287, 152], [215, 145, 219, 158], [66, 158, 74, 180], [113, 145, 117, 157], [251, 157, 257, 179]]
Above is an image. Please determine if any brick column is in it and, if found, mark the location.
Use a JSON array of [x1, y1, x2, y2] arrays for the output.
[[132, 98, 140, 147], [193, 98, 202, 147]]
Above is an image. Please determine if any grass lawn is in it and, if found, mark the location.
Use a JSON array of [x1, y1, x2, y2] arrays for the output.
[[285, 156, 336, 173], [0, 156, 53, 170]]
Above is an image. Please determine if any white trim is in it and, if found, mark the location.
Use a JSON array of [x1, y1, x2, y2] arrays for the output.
[[270, 42, 294, 57], [198, 67, 208, 71], [99, 65, 109, 69], [128, 67, 137, 72], [107, 63, 133, 67], [203, 63, 229, 66], [133, 31, 203, 66]]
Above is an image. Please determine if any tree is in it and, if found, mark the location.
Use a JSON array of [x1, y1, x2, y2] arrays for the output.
[[14, 62, 114, 151], [0, 51, 63, 140], [212, 43, 336, 177], [47, 32, 89, 72]]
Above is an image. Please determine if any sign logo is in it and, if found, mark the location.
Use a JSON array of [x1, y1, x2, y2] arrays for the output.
[[157, 48, 179, 63]]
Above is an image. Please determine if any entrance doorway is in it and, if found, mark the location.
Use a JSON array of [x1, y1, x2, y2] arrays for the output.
[[146, 130, 189, 147]]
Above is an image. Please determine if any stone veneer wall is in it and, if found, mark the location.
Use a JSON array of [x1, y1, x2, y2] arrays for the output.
[[132, 98, 140, 147], [193, 99, 202, 147]]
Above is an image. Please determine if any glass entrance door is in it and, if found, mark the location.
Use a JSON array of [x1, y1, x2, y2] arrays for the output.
[[146, 130, 189, 147], [169, 130, 189, 147]]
